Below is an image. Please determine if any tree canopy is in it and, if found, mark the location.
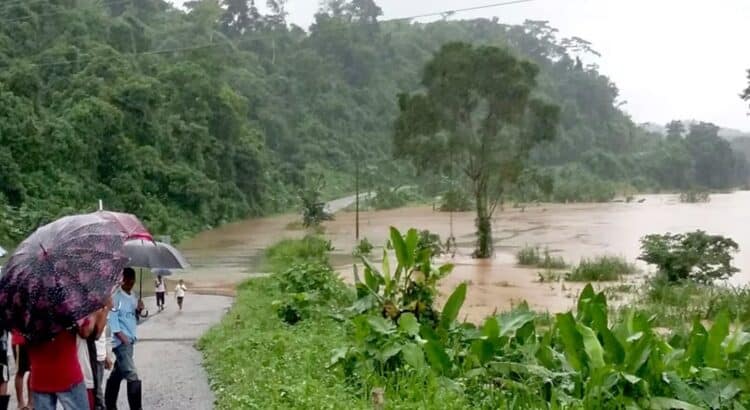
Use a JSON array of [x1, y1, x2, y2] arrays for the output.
[[0, 1, 746, 245], [394, 42, 559, 257]]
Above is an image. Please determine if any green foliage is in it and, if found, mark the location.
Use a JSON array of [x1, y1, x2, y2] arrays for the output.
[[264, 235, 334, 273], [565, 256, 637, 282], [394, 41, 560, 258], [635, 276, 750, 326], [299, 174, 333, 228], [352, 237, 374, 257], [417, 230, 444, 257], [679, 190, 710, 203], [639, 231, 739, 283], [440, 189, 472, 212], [516, 245, 567, 269], [368, 186, 413, 210]]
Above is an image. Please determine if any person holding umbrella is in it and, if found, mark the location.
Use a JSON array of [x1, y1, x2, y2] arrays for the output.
[[0, 212, 151, 410], [105, 267, 144, 410]]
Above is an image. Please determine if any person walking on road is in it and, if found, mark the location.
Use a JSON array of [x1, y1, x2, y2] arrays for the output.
[[105, 268, 144, 410], [154, 276, 166, 312], [175, 280, 187, 311]]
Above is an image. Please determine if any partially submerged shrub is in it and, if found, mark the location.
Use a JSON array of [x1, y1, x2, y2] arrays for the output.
[[353, 237, 374, 256], [679, 190, 710, 203], [516, 245, 566, 269], [440, 189, 472, 212], [639, 230, 739, 283], [566, 255, 637, 281]]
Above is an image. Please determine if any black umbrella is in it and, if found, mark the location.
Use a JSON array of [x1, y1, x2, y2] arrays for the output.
[[123, 239, 190, 313]]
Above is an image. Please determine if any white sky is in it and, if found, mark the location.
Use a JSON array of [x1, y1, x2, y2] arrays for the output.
[[170, 0, 750, 130]]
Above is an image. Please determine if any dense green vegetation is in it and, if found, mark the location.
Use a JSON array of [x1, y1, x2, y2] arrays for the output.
[[516, 245, 567, 269], [204, 230, 750, 409], [1, 1, 747, 246], [565, 255, 637, 282], [639, 231, 739, 284]]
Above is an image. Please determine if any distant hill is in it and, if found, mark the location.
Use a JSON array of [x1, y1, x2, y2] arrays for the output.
[[639, 121, 750, 139]]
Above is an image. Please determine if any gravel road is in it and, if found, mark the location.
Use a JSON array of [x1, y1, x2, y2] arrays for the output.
[[111, 294, 232, 409]]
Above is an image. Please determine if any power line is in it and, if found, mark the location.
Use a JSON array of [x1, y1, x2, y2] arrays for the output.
[[0, 0, 132, 24], [3, 0, 537, 69], [389, 0, 535, 22]]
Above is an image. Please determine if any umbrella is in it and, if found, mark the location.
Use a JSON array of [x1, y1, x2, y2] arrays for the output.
[[97, 211, 153, 241], [152, 268, 173, 277], [124, 240, 189, 270], [0, 213, 130, 342], [123, 239, 190, 304]]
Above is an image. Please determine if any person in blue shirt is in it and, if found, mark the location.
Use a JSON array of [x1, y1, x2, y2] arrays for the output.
[[104, 268, 144, 410]]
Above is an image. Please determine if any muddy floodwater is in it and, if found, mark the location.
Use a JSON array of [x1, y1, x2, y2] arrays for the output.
[[178, 191, 750, 320]]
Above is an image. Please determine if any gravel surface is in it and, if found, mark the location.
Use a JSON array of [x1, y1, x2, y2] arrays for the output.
[[112, 294, 233, 409]]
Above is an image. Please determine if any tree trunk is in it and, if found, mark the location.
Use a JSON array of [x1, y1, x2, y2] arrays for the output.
[[473, 186, 493, 258]]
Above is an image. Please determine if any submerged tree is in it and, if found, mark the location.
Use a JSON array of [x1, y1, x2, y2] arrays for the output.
[[393, 42, 559, 258]]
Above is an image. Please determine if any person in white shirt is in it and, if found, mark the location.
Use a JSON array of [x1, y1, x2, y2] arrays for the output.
[[175, 280, 187, 311], [154, 275, 167, 311]]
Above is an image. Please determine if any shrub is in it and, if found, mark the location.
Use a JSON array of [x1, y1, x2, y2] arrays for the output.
[[516, 245, 566, 269], [353, 237, 374, 256], [417, 229, 443, 256], [516, 245, 541, 266], [370, 186, 412, 210], [271, 262, 351, 324], [264, 235, 334, 273], [440, 189, 472, 212], [679, 190, 710, 203], [299, 174, 333, 228], [639, 230, 739, 283], [566, 255, 637, 281]]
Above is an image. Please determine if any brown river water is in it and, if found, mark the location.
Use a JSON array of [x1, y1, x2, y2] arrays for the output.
[[178, 191, 750, 321]]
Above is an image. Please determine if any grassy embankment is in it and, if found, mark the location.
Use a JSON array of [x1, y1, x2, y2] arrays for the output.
[[201, 233, 750, 409]]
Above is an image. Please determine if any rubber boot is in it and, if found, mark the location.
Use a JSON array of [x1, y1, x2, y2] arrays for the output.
[[105, 377, 121, 410], [0, 394, 10, 410], [126, 380, 142, 410]]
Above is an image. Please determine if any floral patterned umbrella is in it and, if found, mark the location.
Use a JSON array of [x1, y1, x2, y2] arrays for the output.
[[0, 213, 134, 343], [97, 211, 153, 241]]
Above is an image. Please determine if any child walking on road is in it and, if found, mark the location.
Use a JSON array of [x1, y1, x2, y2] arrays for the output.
[[175, 280, 187, 311]]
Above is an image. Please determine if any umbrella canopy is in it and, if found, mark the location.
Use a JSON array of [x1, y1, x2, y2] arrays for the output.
[[152, 268, 173, 277], [0, 214, 130, 343], [97, 211, 153, 241], [124, 240, 190, 270]]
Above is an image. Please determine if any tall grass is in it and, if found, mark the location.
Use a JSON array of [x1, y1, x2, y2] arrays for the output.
[[263, 235, 333, 272], [565, 255, 637, 281], [516, 245, 567, 269]]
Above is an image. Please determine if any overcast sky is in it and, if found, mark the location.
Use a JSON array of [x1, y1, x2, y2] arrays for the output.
[[171, 0, 750, 130]]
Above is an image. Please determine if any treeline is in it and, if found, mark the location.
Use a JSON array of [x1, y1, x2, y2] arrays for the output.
[[0, 0, 746, 243]]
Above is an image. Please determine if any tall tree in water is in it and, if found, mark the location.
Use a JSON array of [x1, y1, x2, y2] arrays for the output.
[[394, 42, 559, 258]]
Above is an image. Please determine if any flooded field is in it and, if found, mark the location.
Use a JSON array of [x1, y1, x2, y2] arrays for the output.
[[178, 191, 750, 317]]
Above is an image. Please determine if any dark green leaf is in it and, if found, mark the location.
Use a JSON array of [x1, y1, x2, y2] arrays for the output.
[[440, 283, 467, 329]]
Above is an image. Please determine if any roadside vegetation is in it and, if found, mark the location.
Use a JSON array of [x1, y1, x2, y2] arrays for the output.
[[202, 227, 750, 409]]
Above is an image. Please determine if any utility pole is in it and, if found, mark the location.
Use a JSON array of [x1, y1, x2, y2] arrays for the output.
[[355, 160, 360, 241]]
